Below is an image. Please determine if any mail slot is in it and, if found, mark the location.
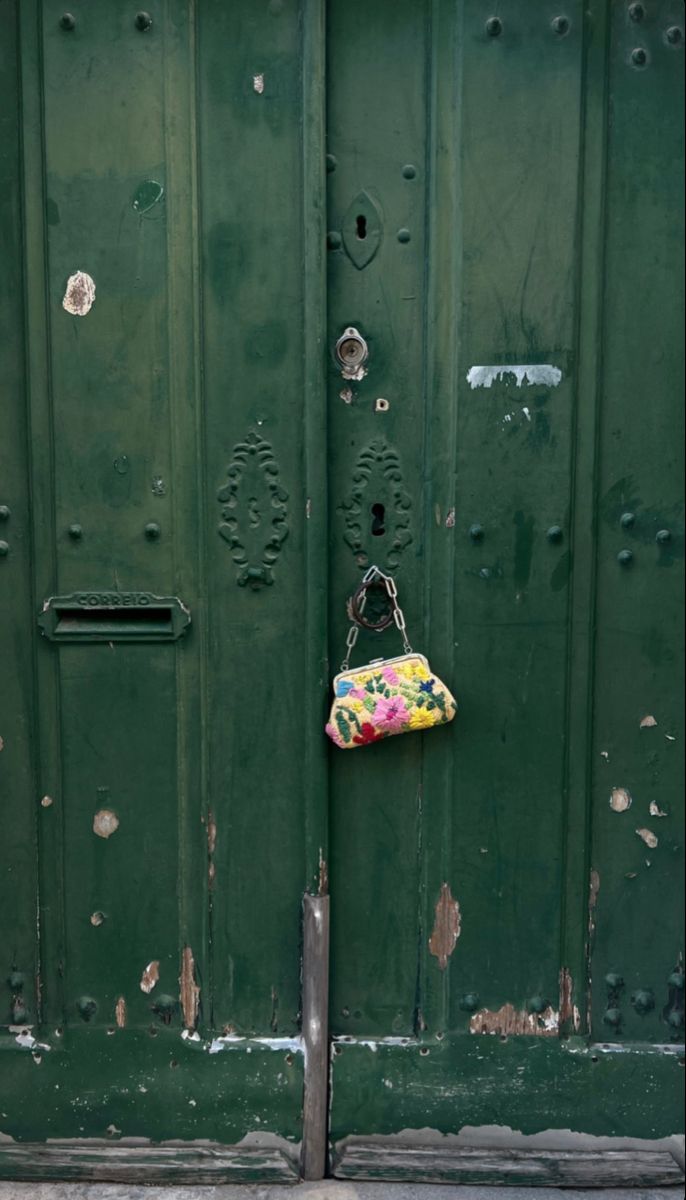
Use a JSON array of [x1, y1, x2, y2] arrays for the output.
[[38, 592, 190, 642]]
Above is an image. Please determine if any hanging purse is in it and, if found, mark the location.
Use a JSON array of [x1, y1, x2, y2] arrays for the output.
[[326, 566, 457, 749]]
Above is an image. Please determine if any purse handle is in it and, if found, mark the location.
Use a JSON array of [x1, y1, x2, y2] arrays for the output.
[[340, 565, 413, 670]]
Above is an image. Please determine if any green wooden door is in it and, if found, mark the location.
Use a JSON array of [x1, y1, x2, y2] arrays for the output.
[[1, 0, 327, 1181], [325, 0, 685, 1177], [1, 0, 683, 1185]]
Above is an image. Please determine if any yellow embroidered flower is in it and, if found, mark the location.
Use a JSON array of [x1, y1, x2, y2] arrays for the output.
[[408, 706, 438, 730], [396, 659, 430, 682], [396, 663, 416, 680]]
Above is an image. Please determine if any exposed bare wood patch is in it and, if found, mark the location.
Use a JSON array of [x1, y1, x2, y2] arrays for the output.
[[207, 810, 217, 888], [180, 945, 200, 1029], [589, 869, 600, 920], [115, 996, 127, 1028], [207, 810, 217, 855], [558, 967, 580, 1031], [428, 883, 461, 970], [332, 1141, 685, 1186], [139, 961, 160, 994], [318, 852, 329, 896], [610, 787, 632, 813], [636, 827, 658, 848], [649, 801, 668, 818], [93, 809, 119, 838], [469, 1003, 558, 1036], [640, 714, 658, 728]]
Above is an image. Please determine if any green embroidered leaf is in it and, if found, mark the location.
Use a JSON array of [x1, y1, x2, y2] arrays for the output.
[[340, 705, 362, 732], [336, 711, 352, 743], [363, 696, 376, 713]]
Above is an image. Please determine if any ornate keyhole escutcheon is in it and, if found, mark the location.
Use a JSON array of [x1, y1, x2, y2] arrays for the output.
[[338, 439, 413, 570], [217, 431, 289, 588]]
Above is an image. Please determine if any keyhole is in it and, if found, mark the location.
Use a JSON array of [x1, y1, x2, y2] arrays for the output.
[[356, 214, 367, 240], [370, 502, 385, 536]]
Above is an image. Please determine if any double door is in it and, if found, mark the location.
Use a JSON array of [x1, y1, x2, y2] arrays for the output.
[[1, 0, 683, 1184]]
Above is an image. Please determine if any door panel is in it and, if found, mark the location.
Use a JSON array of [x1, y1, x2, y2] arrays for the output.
[[327, 0, 684, 1159], [1, 0, 326, 1165]]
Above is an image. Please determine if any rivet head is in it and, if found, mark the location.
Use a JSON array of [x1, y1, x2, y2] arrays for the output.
[[327, 231, 342, 249], [60, 13, 76, 30], [77, 996, 98, 1021], [631, 47, 648, 67], [668, 969, 685, 990], [459, 993, 480, 1012], [469, 523, 484, 542], [617, 549, 633, 566], [667, 1009, 685, 1029], [605, 973, 624, 990], [620, 511, 635, 528], [631, 989, 655, 1015], [527, 995, 547, 1014], [656, 529, 671, 544], [0, 505, 10, 520], [551, 15, 570, 36], [666, 26, 683, 46], [144, 522, 161, 540], [603, 1007, 622, 1028], [628, 3, 644, 21], [8, 971, 24, 991], [485, 16, 503, 37], [68, 523, 83, 540], [397, 228, 411, 244], [325, 154, 337, 173], [402, 164, 417, 179], [547, 525, 563, 543], [152, 994, 179, 1024], [135, 12, 153, 32], [0, 541, 9, 557]]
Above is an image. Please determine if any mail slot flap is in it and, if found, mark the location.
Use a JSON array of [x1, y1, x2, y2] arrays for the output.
[[38, 592, 191, 642]]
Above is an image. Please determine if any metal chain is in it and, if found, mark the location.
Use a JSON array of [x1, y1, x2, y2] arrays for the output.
[[340, 565, 413, 670]]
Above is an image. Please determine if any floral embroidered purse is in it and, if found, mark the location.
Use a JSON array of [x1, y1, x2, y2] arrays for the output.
[[326, 567, 457, 749]]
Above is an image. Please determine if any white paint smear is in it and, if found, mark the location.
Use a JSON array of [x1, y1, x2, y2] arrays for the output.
[[467, 364, 562, 389], [208, 1035, 302, 1055], [15, 1031, 51, 1052], [62, 270, 96, 316]]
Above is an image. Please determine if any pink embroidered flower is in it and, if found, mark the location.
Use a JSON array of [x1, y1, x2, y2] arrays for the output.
[[349, 687, 368, 700], [373, 694, 410, 732], [382, 666, 400, 685], [325, 722, 346, 748]]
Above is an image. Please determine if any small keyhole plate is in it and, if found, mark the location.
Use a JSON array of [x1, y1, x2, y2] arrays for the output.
[[335, 327, 369, 377]]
